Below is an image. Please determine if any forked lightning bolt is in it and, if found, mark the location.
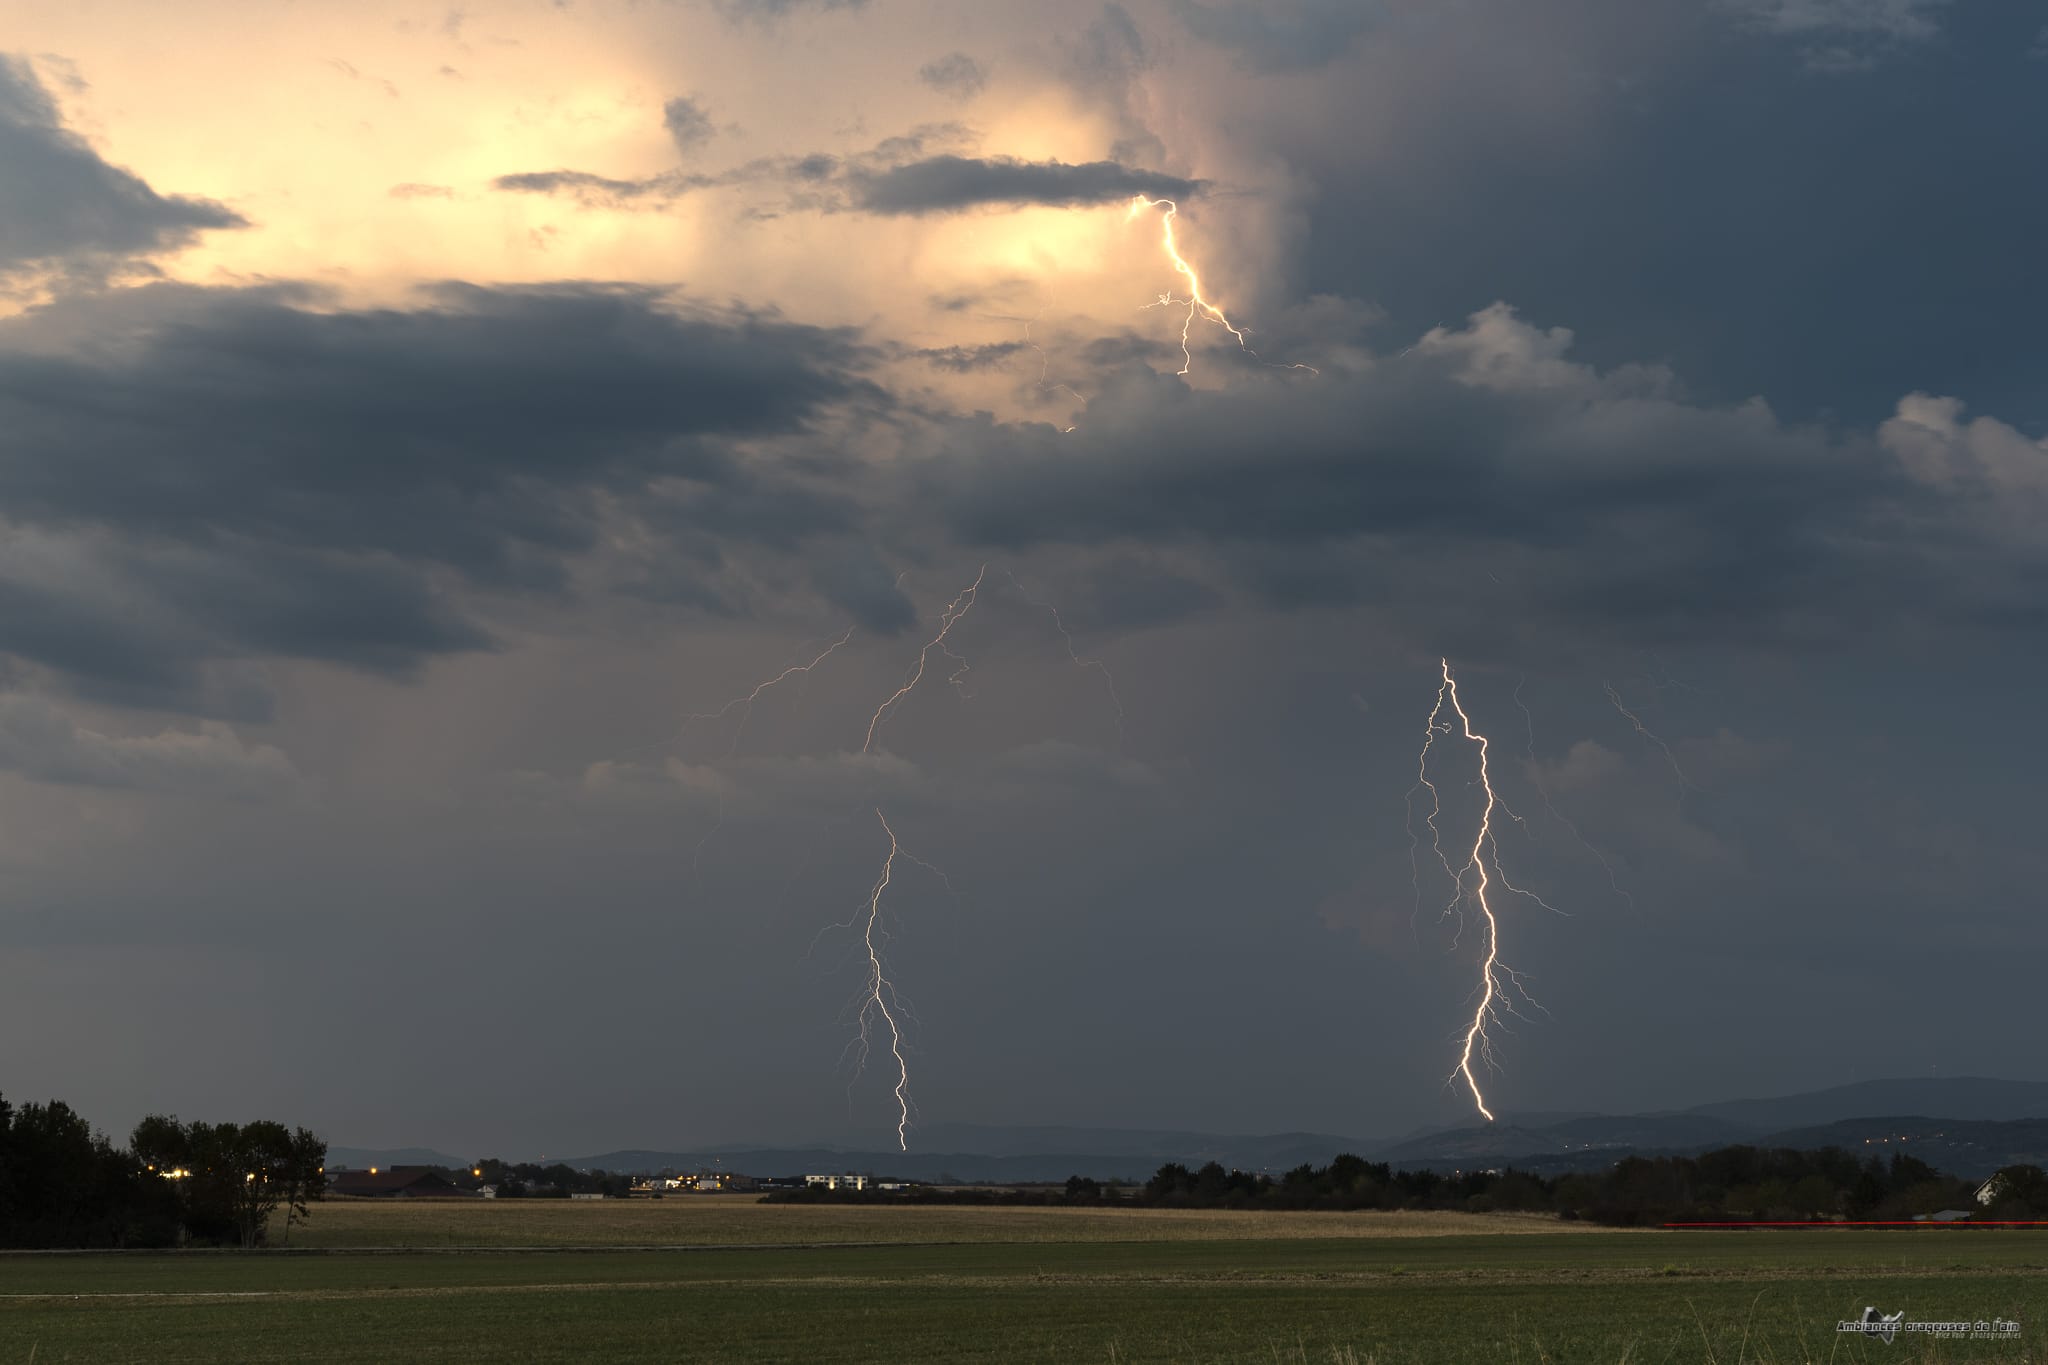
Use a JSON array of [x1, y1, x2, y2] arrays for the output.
[[849, 808, 920, 1152], [864, 567, 987, 755], [1127, 196, 1251, 376], [836, 567, 989, 1149], [1126, 196, 1317, 378], [1411, 660, 1568, 1122]]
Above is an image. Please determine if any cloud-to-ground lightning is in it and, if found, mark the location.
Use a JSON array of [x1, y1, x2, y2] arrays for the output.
[[1603, 680, 1693, 797], [825, 565, 989, 1150], [1409, 660, 1571, 1122], [845, 808, 926, 1151], [1126, 196, 1317, 378]]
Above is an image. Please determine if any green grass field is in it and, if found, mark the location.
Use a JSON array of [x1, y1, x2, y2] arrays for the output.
[[3, 1201, 2042, 1362]]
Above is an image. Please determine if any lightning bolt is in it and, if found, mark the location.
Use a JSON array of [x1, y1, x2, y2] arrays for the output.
[[1127, 196, 1251, 377], [1415, 659, 1568, 1123], [679, 629, 854, 756], [825, 567, 988, 1150], [1604, 680, 1692, 796], [846, 808, 927, 1152], [864, 567, 987, 755], [1002, 569, 1126, 748], [1514, 677, 1634, 911], [1126, 196, 1318, 379]]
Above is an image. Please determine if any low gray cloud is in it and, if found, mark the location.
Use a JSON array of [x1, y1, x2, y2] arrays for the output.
[[496, 135, 1195, 217], [849, 156, 1199, 214], [1169, 0, 1382, 72], [0, 55, 244, 281], [663, 94, 717, 152], [917, 52, 987, 100], [900, 305, 2042, 655], [0, 281, 878, 703], [0, 695, 297, 799]]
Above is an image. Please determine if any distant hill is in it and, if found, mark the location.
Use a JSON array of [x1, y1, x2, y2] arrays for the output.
[[376, 1076, 2048, 1184], [1377, 1113, 1757, 1168], [1680, 1078, 2048, 1131], [327, 1145, 465, 1170]]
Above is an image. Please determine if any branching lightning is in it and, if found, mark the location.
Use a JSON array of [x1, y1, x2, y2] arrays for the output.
[[1604, 680, 1692, 796], [680, 629, 854, 756], [839, 807, 944, 1152], [1411, 660, 1570, 1123], [1003, 569, 1126, 748], [1127, 196, 1251, 376], [1126, 196, 1317, 379], [864, 567, 987, 755], [829, 566, 989, 1149]]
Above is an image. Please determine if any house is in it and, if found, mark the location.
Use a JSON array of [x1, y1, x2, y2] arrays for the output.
[[328, 1166, 480, 1199], [805, 1173, 869, 1191], [1977, 1176, 2006, 1207]]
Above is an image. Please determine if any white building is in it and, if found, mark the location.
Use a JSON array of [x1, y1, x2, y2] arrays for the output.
[[805, 1173, 869, 1191]]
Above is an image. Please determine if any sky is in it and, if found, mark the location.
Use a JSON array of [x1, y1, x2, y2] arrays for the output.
[[1, 0, 2043, 1161]]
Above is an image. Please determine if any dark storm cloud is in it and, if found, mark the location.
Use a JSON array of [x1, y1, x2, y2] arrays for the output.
[[1168, 0, 1383, 71], [900, 305, 2040, 651], [0, 281, 878, 703], [496, 145, 1194, 217], [662, 95, 717, 152], [0, 55, 244, 280], [917, 52, 988, 100], [808, 546, 919, 634], [848, 156, 1200, 215], [1278, 0, 2045, 425]]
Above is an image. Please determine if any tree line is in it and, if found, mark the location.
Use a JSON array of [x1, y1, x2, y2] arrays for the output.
[[769, 1145, 2048, 1225], [0, 1093, 325, 1248]]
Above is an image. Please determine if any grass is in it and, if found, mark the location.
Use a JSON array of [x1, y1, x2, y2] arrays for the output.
[[282, 1197, 1615, 1249], [3, 1201, 2044, 1362]]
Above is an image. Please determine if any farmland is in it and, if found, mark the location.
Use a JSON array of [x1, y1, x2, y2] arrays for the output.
[[3, 1200, 2044, 1362]]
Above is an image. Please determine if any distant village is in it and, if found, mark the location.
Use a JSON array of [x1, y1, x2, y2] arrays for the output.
[[324, 1162, 908, 1200]]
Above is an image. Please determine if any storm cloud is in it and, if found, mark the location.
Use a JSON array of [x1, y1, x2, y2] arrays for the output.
[[848, 156, 1199, 214], [0, 55, 243, 280], [0, 282, 877, 700]]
